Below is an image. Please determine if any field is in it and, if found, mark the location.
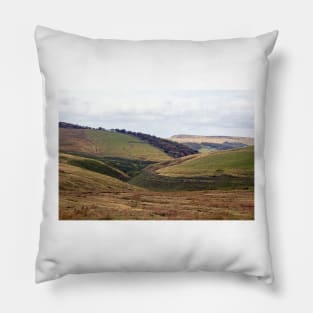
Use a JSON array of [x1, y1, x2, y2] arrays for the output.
[[59, 124, 254, 220]]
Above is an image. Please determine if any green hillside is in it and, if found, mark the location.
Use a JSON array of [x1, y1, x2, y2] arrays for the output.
[[130, 146, 254, 191], [60, 153, 130, 181], [60, 153, 154, 180], [157, 146, 254, 177], [59, 127, 172, 162]]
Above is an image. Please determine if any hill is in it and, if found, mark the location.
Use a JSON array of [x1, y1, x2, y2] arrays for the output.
[[113, 129, 197, 158], [59, 123, 172, 162], [59, 160, 142, 219], [170, 134, 254, 145], [60, 152, 154, 181], [60, 153, 130, 181], [60, 158, 253, 220], [157, 146, 254, 177], [170, 134, 253, 152], [59, 122, 254, 220], [130, 147, 254, 191], [59, 161, 136, 193]]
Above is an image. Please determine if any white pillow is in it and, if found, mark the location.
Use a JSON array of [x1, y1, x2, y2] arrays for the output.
[[35, 26, 278, 283]]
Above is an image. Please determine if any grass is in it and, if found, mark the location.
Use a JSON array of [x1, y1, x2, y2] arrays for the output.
[[85, 129, 171, 161], [60, 147, 254, 193], [157, 146, 254, 177], [60, 153, 130, 181], [61, 152, 155, 179], [130, 168, 254, 192], [59, 163, 254, 220], [129, 147, 254, 192], [59, 162, 137, 193], [60, 128, 172, 162], [61, 151, 254, 192], [59, 128, 99, 155], [99, 156, 154, 178], [59, 128, 254, 220]]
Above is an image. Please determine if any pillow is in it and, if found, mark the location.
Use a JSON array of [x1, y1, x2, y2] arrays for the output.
[[35, 26, 278, 283]]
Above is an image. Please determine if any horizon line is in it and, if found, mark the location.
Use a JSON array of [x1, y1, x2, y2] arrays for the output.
[[59, 121, 254, 139]]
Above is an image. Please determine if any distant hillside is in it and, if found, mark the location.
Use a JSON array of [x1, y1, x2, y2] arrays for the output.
[[114, 129, 197, 158], [170, 134, 253, 152], [170, 135, 254, 145]]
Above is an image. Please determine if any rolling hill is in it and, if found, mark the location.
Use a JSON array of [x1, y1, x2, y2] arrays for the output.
[[130, 147, 254, 191], [60, 152, 154, 181], [59, 161, 136, 193], [114, 129, 197, 158], [60, 124, 172, 162], [170, 134, 254, 152], [157, 146, 254, 177], [59, 122, 254, 220], [60, 157, 253, 220], [60, 153, 130, 181], [170, 134, 254, 145]]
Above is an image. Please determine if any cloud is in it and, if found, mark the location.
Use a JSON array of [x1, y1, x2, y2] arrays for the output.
[[58, 90, 254, 138]]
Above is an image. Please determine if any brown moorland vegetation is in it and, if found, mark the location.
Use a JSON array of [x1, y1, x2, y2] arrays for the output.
[[59, 162, 253, 220]]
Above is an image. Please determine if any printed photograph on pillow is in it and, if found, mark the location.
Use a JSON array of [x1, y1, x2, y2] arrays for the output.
[[58, 89, 254, 220], [35, 26, 277, 283]]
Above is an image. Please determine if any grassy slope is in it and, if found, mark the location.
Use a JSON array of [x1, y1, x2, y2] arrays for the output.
[[59, 162, 253, 220], [60, 152, 154, 180], [59, 128, 98, 155], [60, 153, 130, 181], [59, 162, 138, 193], [157, 146, 254, 177], [59, 128, 254, 219], [60, 128, 172, 162], [59, 148, 254, 220], [130, 147, 254, 191]]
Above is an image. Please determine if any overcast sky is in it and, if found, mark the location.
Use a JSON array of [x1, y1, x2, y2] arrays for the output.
[[58, 90, 254, 138]]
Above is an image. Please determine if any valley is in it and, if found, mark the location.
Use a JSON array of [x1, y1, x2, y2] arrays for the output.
[[59, 122, 254, 220]]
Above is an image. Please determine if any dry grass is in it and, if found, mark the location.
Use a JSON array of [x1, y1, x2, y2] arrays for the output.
[[60, 188, 254, 220], [59, 152, 254, 220], [59, 128, 102, 155]]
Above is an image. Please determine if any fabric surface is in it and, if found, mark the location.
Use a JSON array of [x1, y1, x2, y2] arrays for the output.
[[35, 26, 277, 283]]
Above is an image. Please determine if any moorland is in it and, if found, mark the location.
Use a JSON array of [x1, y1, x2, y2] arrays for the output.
[[59, 122, 254, 220]]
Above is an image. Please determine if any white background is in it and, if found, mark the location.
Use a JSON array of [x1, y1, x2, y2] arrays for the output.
[[0, 0, 312, 312]]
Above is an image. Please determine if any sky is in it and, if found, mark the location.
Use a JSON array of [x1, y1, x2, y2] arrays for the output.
[[58, 89, 254, 138]]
